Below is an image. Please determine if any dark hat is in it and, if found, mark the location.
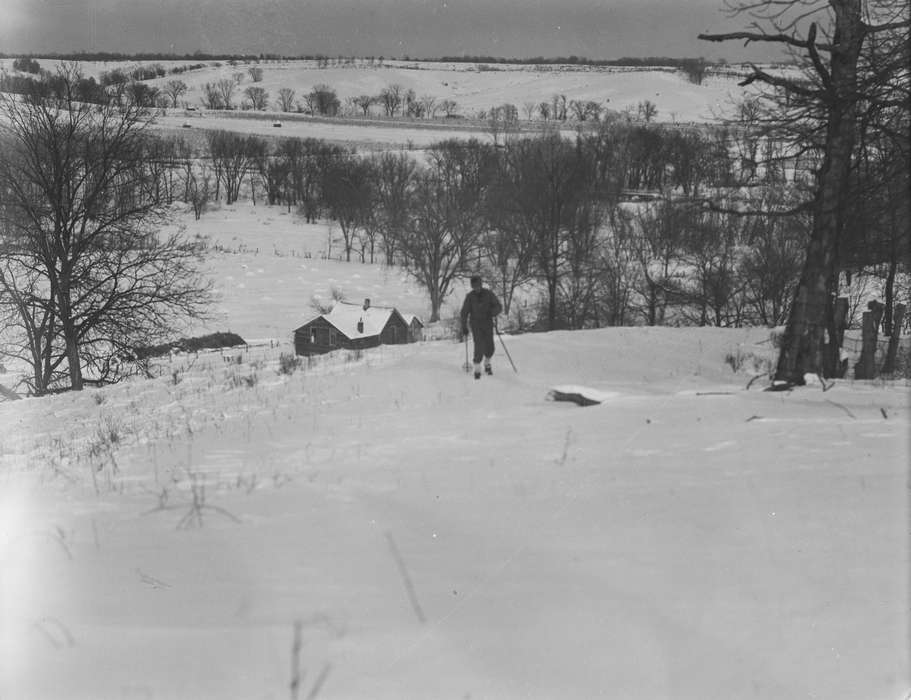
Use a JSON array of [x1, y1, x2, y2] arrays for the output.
[[470, 275, 482, 286]]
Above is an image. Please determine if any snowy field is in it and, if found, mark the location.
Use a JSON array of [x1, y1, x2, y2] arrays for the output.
[[0, 58, 748, 124], [151, 111, 492, 150], [1, 202, 909, 700], [177, 202, 457, 340]]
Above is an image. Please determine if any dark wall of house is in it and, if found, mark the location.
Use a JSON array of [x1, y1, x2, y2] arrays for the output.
[[379, 315, 410, 346]]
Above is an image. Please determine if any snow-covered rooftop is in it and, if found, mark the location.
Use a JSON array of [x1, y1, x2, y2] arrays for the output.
[[324, 300, 396, 339]]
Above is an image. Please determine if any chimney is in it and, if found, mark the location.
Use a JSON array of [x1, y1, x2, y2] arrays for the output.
[[357, 319, 364, 334], [363, 298, 371, 311]]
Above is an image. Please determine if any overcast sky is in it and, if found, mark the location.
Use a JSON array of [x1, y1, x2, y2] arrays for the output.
[[1, 0, 783, 61]]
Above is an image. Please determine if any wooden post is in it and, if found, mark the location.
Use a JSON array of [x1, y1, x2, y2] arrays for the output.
[[832, 296, 850, 377], [881, 303, 906, 375], [854, 310, 878, 379], [833, 297, 849, 346]]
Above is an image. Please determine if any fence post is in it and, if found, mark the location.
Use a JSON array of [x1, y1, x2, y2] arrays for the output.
[[854, 310, 879, 380], [881, 303, 906, 376], [833, 296, 849, 377]]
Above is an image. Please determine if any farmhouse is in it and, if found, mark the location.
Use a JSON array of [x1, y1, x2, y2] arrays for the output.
[[293, 299, 418, 356]]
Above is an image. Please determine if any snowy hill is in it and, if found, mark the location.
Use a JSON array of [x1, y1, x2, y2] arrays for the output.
[[1, 323, 908, 699], [1, 57, 750, 126]]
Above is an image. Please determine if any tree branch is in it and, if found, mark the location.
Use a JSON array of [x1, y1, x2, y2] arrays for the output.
[[698, 29, 832, 52]]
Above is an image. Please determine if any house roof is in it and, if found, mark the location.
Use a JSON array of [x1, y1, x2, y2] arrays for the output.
[[402, 313, 423, 327], [320, 301, 401, 339]]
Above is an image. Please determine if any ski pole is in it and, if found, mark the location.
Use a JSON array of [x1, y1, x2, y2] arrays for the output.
[[495, 322, 518, 374]]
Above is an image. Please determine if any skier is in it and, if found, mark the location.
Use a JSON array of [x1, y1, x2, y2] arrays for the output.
[[460, 275, 502, 379]]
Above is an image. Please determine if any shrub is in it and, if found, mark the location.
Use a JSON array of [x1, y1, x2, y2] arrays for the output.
[[725, 347, 773, 375], [133, 332, 246, 359], [278, 352, 303, 375], [12, 57, 42, 74]]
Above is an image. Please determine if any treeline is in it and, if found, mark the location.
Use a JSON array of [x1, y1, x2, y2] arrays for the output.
[[1, 50, 742, 67], [3, 68, 899, 336], [143, 116, 904, 332], [126, 122, 889, 332], [436, 55, 718, 68], [0, 51, 261, 62], [0, 60, 211, 107]]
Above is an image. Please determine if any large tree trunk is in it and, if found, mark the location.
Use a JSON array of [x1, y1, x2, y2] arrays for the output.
[[429, 285, 442, 323], [57, 273, 84, 391], [774, 2, 865, 384]]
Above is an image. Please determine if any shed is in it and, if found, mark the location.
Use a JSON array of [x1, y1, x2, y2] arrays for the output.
[[293, 299, 413, 356], [402, 313, 424, 342]]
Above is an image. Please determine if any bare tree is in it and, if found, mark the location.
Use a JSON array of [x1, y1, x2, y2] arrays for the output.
[[379, 84, 405, 117], [306, 84, 340, 116], [186, 165, 212, 221], [244, 86, 269, 110], [419, 95, 438, 119], [163, 79, 188, 108], [552, 94, 568, 121], [739, 200, 809, 327], [322, 153, 374, 261], [352, 94, 374, 117], [617, 199, 689, 326], [569, 100, 587, 122], [215, 78, 238, 109], [400, 140, 495, 321], [201, 82, 224, 109], [637, 100, 658, 123], [0, 66, 211, 391], [486, 104, 520, 148], [0, 239, 65, 395], [371, 151, 417, 266], [208, 130, 257, 204], [700, 0, 909, 383], [276, 87, 296, 112], [493, 134, 599, 329], [439, 99, 459, 118]]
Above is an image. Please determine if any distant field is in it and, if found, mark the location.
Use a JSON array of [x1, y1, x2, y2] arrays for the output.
[[152, 111, 494, 150], [0, 57, 752, 124]]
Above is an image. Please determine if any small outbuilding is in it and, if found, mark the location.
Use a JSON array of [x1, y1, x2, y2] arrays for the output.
[[293, 299, 416, 356], [402, 313, 425, 342]]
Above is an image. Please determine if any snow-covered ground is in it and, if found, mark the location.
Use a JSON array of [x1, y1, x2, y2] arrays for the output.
[[152, 111, 490, 149], [178, 202, 455, 340], [1, 58, 749, 124], [1, 203, 909, 700]]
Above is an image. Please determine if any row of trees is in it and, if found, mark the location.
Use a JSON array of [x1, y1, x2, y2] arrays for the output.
[[131, 125, 824, 328]]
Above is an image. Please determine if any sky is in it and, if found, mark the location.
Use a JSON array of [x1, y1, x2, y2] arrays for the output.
[[0, 0, 784, 62]]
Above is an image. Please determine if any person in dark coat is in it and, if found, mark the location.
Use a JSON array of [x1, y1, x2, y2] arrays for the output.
[[460, 275, 502, 379]]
